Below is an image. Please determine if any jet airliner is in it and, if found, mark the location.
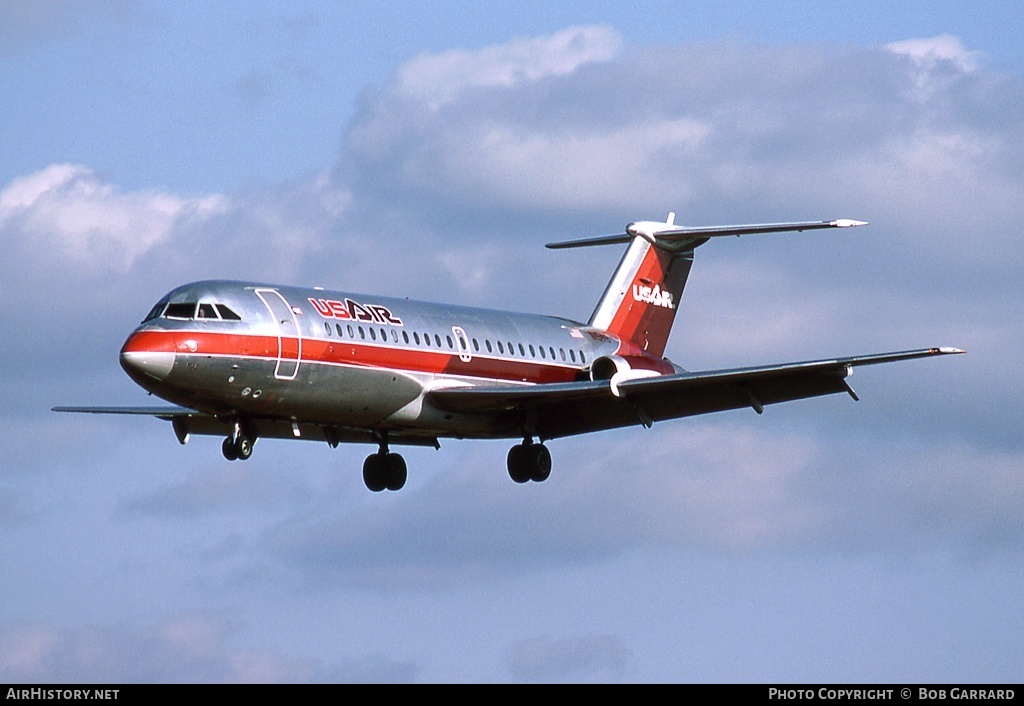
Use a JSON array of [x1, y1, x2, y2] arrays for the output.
[[54, 215, 962, 491]]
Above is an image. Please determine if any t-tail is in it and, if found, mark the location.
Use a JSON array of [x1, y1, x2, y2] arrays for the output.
[[547, 214, 868, 359]]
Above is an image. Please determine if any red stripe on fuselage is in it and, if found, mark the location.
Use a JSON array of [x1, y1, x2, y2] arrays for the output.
[[124, 329, 582, 384]]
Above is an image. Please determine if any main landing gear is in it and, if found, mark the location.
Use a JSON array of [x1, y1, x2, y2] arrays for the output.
[[507, 439, 551, 484], [222, 423, 255, 461], [363, 435, 407, 492]]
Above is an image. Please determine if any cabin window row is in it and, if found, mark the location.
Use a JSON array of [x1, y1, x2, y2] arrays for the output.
[[322, 322, 586, 365]]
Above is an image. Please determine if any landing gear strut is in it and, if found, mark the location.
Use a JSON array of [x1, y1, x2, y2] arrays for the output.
[[222, 423, 255, 461], [507, 440, 551, 483], [363, 434, 407, 492]]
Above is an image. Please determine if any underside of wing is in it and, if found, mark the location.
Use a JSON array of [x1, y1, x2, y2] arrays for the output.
[[427, 347, 963, 440]]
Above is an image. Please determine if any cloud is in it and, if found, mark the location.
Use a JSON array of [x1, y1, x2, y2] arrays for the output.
[[394, 25, 622, 111], [887, 34, 980, 73], [0, 164, 227, 272], [344, 30, 1023, 264]]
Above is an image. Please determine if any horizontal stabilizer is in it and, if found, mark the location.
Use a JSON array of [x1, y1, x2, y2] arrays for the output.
[[547, 218, 867, 250]]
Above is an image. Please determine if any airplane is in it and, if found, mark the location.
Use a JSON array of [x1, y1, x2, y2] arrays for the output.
[[54, 214, 962, 492]]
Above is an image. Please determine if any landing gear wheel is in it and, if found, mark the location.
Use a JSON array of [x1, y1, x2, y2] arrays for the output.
[[363, 454, 387, 492], [222, 433, 254, 461], [384, 453, 407, 491], [507, 444, 531, 483], [235, 435, 254, 461], [363, 452, 407, 492], [222, 437, 239, 461], [507, 442, 551, 483], [529, 444, 551, 482]]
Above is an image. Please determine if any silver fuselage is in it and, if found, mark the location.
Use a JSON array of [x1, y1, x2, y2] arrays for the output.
[[120, 280, 636, 443]]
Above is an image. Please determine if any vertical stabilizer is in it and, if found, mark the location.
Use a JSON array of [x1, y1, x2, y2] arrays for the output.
[[588, 234, 693, 358]]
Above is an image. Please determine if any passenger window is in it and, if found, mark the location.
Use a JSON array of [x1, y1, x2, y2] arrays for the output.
[[414, 332, 421, 345], [472, 338, 480, 352], [540, 346, 546, 359], [324, 322, 331, 336], [486, 340, 493, 353], [403, 331, 410, 344], [549, 347, 556, 360], [446, 335, 454, 349], [369, 328, 377, 341], [518, 343, 525, 356], [560, 348, 566, 361], [580, 351, 587, 364], [434, 334, 442, 347], [529, 344, 535, 357], [497, 341, 504, 354], [570, 349, 576, 362], [358, 326, 365, 339], [347, 324, 355, 338]]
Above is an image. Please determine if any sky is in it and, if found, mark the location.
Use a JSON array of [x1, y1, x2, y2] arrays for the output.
[[1, 0, 1022, 683]]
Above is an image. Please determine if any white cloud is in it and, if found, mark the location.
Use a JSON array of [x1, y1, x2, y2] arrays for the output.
[[887, 34, 980, 72], [346, 32, 1023, 260], [0, 164, 227, 272], [396, 25, 622, 110]]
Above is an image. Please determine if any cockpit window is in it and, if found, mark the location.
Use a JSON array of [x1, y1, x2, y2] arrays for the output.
[[156, 301, 243, 321], [216, 304, 241, 320], [164, 302, 197, 319], [142, 302, 167, 323]]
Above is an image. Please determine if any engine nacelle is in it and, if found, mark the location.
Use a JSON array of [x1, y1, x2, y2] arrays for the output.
[[589, 355, 671, 398]]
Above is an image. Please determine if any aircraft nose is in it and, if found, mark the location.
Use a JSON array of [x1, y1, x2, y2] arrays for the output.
[[120, 330, 176, 382]]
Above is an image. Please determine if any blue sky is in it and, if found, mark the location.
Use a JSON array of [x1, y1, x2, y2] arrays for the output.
[[1, 0, 1022, 682]]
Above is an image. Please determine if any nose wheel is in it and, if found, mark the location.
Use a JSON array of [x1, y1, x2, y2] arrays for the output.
[[507, 440, 551, 483]]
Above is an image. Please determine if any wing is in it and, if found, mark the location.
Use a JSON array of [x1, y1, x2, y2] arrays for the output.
[[427, 347, 963, 440], [50, 405, 441, 448]]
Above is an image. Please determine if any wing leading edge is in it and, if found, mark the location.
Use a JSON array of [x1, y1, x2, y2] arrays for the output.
[[427, 347, 964, 440]]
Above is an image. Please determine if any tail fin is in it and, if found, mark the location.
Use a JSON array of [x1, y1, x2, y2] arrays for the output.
[[547, 215, 867, 359], [588, 225, 693, 357]]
